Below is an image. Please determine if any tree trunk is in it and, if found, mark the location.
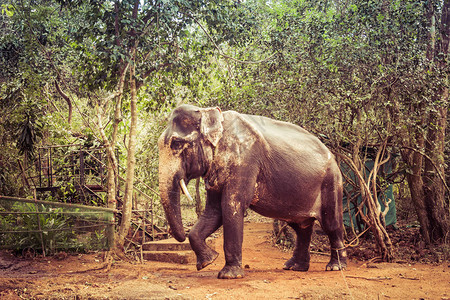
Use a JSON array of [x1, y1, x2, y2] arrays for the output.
[[54, 80, 72, 125], [95, 64, 128, 249], [116, 49, 138, 248], [401, 136, 432, 244], [399, 0, 450, 245], [338, 108, 394, 261], [349, 149, 394, 262], [114, 0, 141, 251], [411, 0, 450, 244], [424, 103, 449, 242], [107, 64, 128, 210]]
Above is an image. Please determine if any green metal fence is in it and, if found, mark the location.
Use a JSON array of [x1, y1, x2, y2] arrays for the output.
[[0, 196, 116, 256]]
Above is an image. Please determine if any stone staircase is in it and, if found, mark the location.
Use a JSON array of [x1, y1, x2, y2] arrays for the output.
[[142, 238, 194, 264], [142, 238, 216, 264]]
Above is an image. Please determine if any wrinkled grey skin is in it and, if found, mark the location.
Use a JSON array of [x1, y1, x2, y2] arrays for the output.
[[158, 104, 347, 279]]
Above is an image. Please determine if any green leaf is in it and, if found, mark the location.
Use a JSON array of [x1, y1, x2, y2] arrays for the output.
[[1, 4, 15, 17]]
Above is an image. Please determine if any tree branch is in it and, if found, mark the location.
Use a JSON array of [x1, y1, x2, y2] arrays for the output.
[[190, 14, 277, 65], [399, 145, 450, 194], [54, 80, 72, 125]]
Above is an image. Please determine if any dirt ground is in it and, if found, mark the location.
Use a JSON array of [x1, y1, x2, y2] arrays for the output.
[[0, 221, 449, 300]]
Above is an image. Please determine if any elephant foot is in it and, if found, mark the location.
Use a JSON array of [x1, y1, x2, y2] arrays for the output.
[[326, 260, 347, 271], [196, 248, 219, 271], [218, 265, 245, 279], [325, 258, 347, 271], [283, 257, 309, 272], [326, 249, 347, 271]]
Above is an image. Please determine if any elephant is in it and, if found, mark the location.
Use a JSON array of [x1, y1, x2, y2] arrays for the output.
[[158, 104, 347, 279]]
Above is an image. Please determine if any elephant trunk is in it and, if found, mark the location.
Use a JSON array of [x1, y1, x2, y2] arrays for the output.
[[159, 178, 186, 242], [158, 141, 186, 242]]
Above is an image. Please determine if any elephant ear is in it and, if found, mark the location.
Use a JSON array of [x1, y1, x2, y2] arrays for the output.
[[200, 107, 224, 147]]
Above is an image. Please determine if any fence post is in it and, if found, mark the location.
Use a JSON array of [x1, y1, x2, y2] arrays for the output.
[[106, 211, 115, 249], [151, 194, 154, 241], [79, 148, 85, 186], [33, 189, 46, 257]]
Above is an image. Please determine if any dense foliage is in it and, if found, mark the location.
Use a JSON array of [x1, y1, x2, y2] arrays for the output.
[[0, 0, 448, 256]]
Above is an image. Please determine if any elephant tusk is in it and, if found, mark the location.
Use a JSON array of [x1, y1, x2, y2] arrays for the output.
[[180, 179, 194, 202]]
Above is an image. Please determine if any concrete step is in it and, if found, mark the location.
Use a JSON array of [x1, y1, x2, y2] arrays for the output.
[[142, 250, 195, 264], [142, 237, 216, 264], [142, 238, 192, 251]]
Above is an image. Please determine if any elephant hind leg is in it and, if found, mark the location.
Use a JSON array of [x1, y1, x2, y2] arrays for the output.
[[320, 167, 347, 271], [283, 220, 314, 272], [324, 230, 347, 271]]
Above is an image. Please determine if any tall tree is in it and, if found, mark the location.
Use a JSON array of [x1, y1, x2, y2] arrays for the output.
[[1, 0, 73, 195], [214, 0, 449, 254], [57, 0, 260, 249], [419, 0, 449, 243]]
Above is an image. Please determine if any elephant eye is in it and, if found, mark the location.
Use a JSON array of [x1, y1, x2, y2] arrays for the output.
[[170, 139, 187, 152]]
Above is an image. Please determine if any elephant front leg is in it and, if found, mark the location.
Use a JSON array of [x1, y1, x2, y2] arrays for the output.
[[188, 191, 222, 271], [218, 196, 246, 279]]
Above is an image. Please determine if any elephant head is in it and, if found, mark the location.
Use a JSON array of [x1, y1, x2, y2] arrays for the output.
[[158, 105, 224, 242]]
